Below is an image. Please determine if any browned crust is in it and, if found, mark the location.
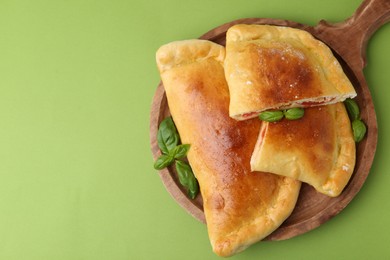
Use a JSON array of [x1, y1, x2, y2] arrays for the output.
[[251, 103, 355, 197], [156, 39, 301, 257], [225, 24, 357, 120]]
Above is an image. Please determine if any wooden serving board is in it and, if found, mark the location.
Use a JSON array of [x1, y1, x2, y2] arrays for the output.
[[150, 0, 390, 241]]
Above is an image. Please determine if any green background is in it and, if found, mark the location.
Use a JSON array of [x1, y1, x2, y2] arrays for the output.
[[0, 0, 389, 259]]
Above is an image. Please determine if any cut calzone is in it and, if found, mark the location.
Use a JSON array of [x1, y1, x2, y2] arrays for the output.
[[251, 103, 355, 197], [156, 40, 301, 257], [224, 24, 357, 120]]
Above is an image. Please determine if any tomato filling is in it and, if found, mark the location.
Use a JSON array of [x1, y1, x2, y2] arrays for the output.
[[242, 97, 336, 118], [242, 111, 258, 118]]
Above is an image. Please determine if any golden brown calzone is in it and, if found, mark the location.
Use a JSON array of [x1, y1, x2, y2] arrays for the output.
[[156, 39, 301, 257], [224, 24, 357, 120], [251, 103, 355, 197]]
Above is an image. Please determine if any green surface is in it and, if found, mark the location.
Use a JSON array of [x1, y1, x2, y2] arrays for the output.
[[0, 0, 389, 259]]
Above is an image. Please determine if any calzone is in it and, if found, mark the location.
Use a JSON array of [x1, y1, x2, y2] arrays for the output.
[[156, 39, 301, 257], [224, 24, 357, 120], [251, 103, 355, 197]]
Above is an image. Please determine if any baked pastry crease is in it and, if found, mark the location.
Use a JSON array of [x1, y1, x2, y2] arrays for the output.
[[224, 24, 357, 120], [156, 39, 301, 257], [251, 103, 356, 197]]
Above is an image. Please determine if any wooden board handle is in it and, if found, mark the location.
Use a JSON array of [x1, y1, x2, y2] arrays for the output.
[[313, 0, 390, 71]]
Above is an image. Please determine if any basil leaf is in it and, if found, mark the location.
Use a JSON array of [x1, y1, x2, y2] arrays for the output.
[[175, 160, 199, 199], [170, 144, 191, 159], [187, 175, 199, 200], [157, 117, 179, 154], [259, 110, 284, 122], [153, 154, 174, 170], [284, 108, 304, 120], [352, 119, 366, 143], [175, 160, 191, 186], [344, 98, 360, 120]]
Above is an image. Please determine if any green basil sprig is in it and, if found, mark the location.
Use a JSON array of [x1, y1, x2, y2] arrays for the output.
[[344, 98, 360, 120], [343, 98, 367, 143], [154, 117, 199, 199], [154, 154, 174, 170], [157, 117, 179, 154], [153, 144, 191, 170], [259, 108, 305, 122], [259, 110, 284, 122], [284, 107, 304, 120], [352, 119, 367, 143], [171, 144, 191, 159], [176, 160, 199, 199]]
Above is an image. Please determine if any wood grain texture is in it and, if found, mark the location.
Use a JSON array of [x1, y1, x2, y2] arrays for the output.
[[150, 0, 387, 241]]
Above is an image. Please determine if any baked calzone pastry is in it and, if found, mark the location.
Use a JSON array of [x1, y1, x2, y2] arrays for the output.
[[251, 103, 355, 197], [156, 39, 301, 257], [224, 24, 357, 120]]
